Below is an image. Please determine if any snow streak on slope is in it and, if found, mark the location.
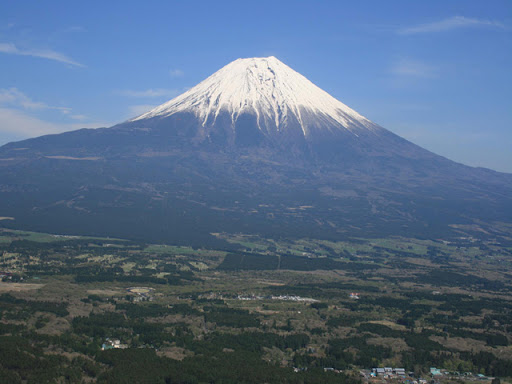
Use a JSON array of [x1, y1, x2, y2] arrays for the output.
[[131, 57, 378, 137]]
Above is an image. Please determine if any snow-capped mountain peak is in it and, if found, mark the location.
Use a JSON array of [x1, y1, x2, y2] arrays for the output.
[[131, 56, 378, 138]]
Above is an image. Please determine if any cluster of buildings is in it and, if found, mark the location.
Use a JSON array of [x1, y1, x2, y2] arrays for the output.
[[361, 367, 493, 383], [428, 368, 491, 380], [126, 287, 154, 302], [370, 367, 407, 378], [101, 338, 128, 350], [0, 271, 22, 282], [193, 291, 320, 303], [236, 294, 319, 303]]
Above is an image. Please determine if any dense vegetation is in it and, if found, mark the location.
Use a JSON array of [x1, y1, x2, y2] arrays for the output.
[[0, 229, 511, 383]]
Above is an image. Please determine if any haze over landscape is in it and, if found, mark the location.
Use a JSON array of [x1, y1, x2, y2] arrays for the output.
[[0, 2, 511, 384]]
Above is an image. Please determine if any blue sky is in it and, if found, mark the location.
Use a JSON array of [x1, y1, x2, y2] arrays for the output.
[[1, 0, 511, 172]]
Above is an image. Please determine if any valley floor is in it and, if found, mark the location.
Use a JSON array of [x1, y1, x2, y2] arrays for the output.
[[0, 229, 511, 383]]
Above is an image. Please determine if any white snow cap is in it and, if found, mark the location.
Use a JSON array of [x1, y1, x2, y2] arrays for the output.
[[132, 56, 377, 136]]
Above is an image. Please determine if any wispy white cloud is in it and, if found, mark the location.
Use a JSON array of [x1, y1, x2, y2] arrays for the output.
[[399, 16, 506, 35], [0, 88, 47, 110], [70, 114, 87, 120], [128, 104, 158, 116], [391, 59, 437, 78], [0, 108, 65, 137], [0, 107, 108, 140], [0, 42, 84, 67], [62, 26, 86, 33], [169, 68, 184, 78], [0, 88, 71, 114], [0, 88, 99, 139], [116, 88, 180, 98]]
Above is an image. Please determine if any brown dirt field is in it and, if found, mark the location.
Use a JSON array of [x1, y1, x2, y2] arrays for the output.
[[254, 308, 280, 315], [367, 320, 407, 330], [367, 337, 410, 352], [431, 335, 487, 352], [36, 315, 71, 335], [0, 282, 44, 292], [87, 289, 124, 296], [67, 301, 94, 318], [157, 346, 192, 361], [404, 257, 440, 268], [256, 280, 285, 286]]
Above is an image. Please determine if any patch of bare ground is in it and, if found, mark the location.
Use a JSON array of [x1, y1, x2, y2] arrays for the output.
[[438, 286, 512, 301], [262, 346, 288, 366], [367, 320, 407, 331], [146, 315, 183, 324], [147, 314, 201, 328], [50, 350, 91, 361], [256, 280, 285, 286], [27, 276, 86, 301], [0, 282, 44, 292], [67, 301, 94, 318], [398, 282, 512, 300], [301, 318, 326, 331], [328, 326, 354, 339], [254, 307, 279, 315], [87, 289, 124, 296], [93, 302, 116, 313], [459, 315, 486, 326], [404, 257, 440, 268], [36, 314, 70, 335], [495, 346, 512, 361], [375, 267, 415, 280], [157, 346, 193, 360], [397, 281, 425, 290], [431, 335, 487, 352], [367, 337, 410, 353]]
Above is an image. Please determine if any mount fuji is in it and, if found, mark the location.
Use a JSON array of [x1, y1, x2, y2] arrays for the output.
[[0, 57, 511, 245]]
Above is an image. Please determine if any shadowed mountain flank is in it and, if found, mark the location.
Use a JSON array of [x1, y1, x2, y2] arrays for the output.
[[1, 57, 511, 245]]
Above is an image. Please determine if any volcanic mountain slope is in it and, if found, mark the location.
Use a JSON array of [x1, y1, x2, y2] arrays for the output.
[[0, 57, 511, 245]]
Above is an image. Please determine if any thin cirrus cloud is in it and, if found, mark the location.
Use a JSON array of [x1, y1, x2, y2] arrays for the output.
[[128, 104, 159, 117], [0, 88, 72, 114], [391, 59, 436, 78], [398, 16, 506, 35], [0, 107, 74, 137], [0, 42, 84, 67], [0, 107, 108, 141], [0, 88, 101, 141], [169, 68, 184, 78]]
